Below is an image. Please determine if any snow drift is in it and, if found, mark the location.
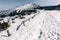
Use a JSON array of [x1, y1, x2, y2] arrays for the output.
[[0, 10, 60, 40]]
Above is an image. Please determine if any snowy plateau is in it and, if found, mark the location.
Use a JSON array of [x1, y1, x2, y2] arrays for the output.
[[0, 3, 60, 40]]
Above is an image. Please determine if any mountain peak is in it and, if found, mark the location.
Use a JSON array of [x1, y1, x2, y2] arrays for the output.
[[14, 3, 40, 12]]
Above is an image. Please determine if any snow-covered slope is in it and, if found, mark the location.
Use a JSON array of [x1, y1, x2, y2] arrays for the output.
[[0, 10, 60, 40], [14, 3, 39, 12]]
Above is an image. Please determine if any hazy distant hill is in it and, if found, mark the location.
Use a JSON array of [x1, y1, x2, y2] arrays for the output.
[[38, 5, 60, 10]]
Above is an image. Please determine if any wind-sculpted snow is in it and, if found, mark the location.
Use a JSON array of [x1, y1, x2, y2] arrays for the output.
[[0, 10, 60, 40], [15, 10, 60, 40], [40, 12, 60, 40], [16, 11, 39, 31]]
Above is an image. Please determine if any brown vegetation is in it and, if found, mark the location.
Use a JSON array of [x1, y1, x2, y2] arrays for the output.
[[12, 21, 15, 23], [0, 21, 10, 30], [20, 16, 25, 19], [11, 18, 15, 20], [7, 30, 11, 36]]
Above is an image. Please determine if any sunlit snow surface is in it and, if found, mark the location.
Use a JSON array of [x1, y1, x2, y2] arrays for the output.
[[0, 10, 60, 40], [14, 3, 39, 12]]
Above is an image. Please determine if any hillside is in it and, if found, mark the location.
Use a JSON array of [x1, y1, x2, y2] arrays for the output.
[[0, 10, 60, 40], [0, 3, 60, 40]]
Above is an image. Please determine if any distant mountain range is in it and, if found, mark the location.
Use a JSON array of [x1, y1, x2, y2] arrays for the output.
[[37, 5, 60, 10]]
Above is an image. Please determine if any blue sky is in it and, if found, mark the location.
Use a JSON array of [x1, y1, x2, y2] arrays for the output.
[[0, 0, 60, 10]]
